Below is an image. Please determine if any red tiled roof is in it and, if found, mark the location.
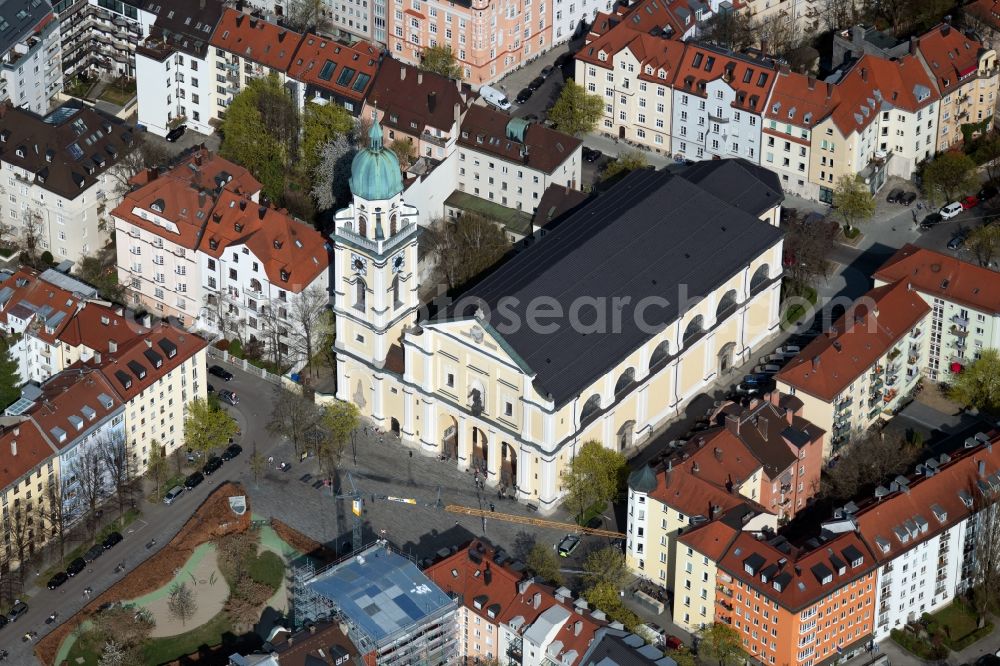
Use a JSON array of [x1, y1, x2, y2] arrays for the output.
[[0, 420, 54, 491], [58, 302, 146, 351], [677, 519, 740, 561], [648, 458, 755, 519], [577, 29, 686, 87], [28, 369, 122, 451], [210, 8, 303, 71], [829, 54, 939, 136], [965, 0, 1000, 32], [915, 24, 986, 95], [0, 268, 85, 345], [775, 281, 930, 401], [764, 70, 840, 129], [853, 433, 1000, 563], [670, 45, 779, 113], [288, 34, 381, 101], [873, 243, 1000, 314]]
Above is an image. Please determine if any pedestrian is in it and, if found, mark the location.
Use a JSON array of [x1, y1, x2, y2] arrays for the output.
[[912, 209, 917, 223], [490, 502, 496, 512]]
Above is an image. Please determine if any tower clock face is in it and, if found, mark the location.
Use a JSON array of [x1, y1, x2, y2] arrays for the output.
[[392, 254, 405, 274], [351, 253, 367, 275]]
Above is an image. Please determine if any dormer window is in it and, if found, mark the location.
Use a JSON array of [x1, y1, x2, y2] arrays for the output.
[[280, 270, 289, 282], [209, 239, 218, 250], [151, 199, 165, 213], [15, 146, 24, 158]]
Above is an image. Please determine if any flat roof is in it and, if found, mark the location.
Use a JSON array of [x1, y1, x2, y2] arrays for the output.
[[306, 544, 454, 644]]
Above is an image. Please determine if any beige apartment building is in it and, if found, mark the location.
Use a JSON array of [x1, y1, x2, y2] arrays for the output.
[[335, 125, 786, 510], [386, 0, 551, 85], [776, 281, 929, 452]]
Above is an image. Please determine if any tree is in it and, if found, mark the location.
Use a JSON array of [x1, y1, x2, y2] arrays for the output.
[[97, 640, 129, 666], [220, 75, 298, 200], [923, 151, 979, 205], [98, 431, 137, 518], [167, 582, 197, 627], [697, 623, 746, 666], [602, 150, 647, 181], [0, 336, 21, 410], [303, 102, 354, 176], [75, 250, 125, 304], [226, 576, 273, 631], [289, 286, 333, 378], [44, 474, 77, 560], [949, 349, 1000, 412], [19, 206, 44, 264], [183, 398, 239, 456], [71, 445, 106, 539], [283, 0, 331, 32], [968, 225, 1000, 267], [146, 439, 168, 500], [526, 542, 563, 586], [969, 486, 1000, 626], [216, 529, 260, 583], [313, 401, 359, 475], [312, 132, 360, 212], [549, 80, 604, 136], [419, 45, 462, 79], [583, 581, 640, 629], [91, 603, 154, 651], [249, 448, 266, 488], [823, 431, 919, 503], [972, 131, 1000, 184], [422, 215, 511, 290], [582, 546, 630, 590], [267, 387, 323, 455], [782, 212, 838, 289], [699, 10, 754, 51], [389, 138, 417, 170], [108, 135, 172, 197], [832, 174, 875, 233], [560, 440, 627, 523], [7, 498, 37, 581]]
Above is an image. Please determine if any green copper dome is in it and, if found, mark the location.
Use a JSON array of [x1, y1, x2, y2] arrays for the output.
[[349, 120, 404, 202]]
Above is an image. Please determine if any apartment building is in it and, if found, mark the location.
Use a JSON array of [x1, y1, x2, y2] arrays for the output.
[[454, 105, 581, 214], [286, 34, 380, 114], [386, 0, 551, 86], [0, 418, 58, 569], [424, 540, 607, 665], [134, 0, 225, 137], [53, 0, 156, 82], [776, 281, 930, 452], [716, 530, 878, 666], [0, 100, 135, 264], [364, 59, 475, 161], [914, 24, 998, 151], [873, 244, 1000, 381], [209, 8, 302, 123], [573, 31, 685, 151], [762, 70, 839, 200], [113, 149, 260, 324], [0, 0, 63, 116]]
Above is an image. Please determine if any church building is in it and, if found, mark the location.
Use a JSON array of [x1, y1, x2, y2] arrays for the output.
[[333, 124, 787, 511]]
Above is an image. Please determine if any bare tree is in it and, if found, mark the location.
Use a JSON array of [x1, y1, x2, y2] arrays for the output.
[[267, 386, 323, 456], [167, 582, 198, 627], [71, 445, 107, 540], [284, 0, 332, 32], [288, 285, 332, 377], [422, 215, 511, 290], [311, 133, 358, 212], [822, 431, 919, 503], [257, 303, 287, 368], [107, 136, 172, 197], [202, 290, 244, 343], [20, 206, 44, 264], [43, 474, 78, 560], [98, 431, 137, 518], [970, 486, 1000, 626], [6, 495, 41, 582]]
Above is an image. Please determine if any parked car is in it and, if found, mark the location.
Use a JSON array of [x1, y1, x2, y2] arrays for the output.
[[185, 471, 205, 489], [102, 531, 123, 549], [163, 485, 184, 505], [208, 365, 233, 381], [222, 443, 243, 461], [528, 76, 546, 91], [207, 383, 215, 394], [920, 212, 943, 229], [557, 534, 581, 557], [584, 147, 603, 163], [948, 233, 967, 250], [479, 85, 511, 111], [979, 184, 999, 201], [665, 635, 684, 650], [962, 195, 980, 209], [540, 64, 554, 78], [165, 124, 186, 143], [899, 191, 917, 205], [202, 455, 223, 475], [515, 87, 533, 104], [67, 557, 87, 577], [47, 572, 68, 590], [885, 188, 903, 203], [940, 202, 964, 219], [7, 601, 28, 622], [735, 382, 759, 395], [218, 389, 239, 405], [754, 364, 782, 374], [776, 345, 801, 356], [84, 544, 104, 562]]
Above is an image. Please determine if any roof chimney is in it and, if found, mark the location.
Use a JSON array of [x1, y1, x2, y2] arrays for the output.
[[909, 36, 919, 56], [258, 205, 267, 220], [198, 190, 207, 209], [807, 76, 816, 90], [533, 592, 542, 609], [574, 621, 583, 636], [418, 71, 423, 85], [979, 460, 987, 477], [454, 102, 462, 129], [400, 66, 406, 80], [10, 439, 15, 456], [852, 25, 865, 57]]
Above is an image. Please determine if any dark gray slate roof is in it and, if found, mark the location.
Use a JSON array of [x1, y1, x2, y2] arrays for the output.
[[0, 0, 51, 54], [441, 162, 784, 407], [681, 158, 784, 218]]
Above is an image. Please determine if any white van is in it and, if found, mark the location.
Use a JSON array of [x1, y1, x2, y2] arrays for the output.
[[163, 486, 184, 505], [480, 85, 512, 111]]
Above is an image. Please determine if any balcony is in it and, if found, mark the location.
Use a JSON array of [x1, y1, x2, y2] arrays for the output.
[[835, 398, 853, 412], [950, 325, 969, 337], [717, 599, 734, 611], [244, 286, 267, 301], [911, 327, 924, 340], [421, 130, 449, 147], [952, 314, 969, 327], [953, 338, 967, 350]]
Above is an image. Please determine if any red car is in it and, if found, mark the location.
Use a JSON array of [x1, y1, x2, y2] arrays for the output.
[[665, 635, 683, 650], [962, 195, 980, 210]]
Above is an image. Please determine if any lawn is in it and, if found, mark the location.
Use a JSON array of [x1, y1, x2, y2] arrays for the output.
[[247, 550, 285, 589], [892, 600, 993, 659], [98, 78, 137, 107], [781, 285, 818, 328]]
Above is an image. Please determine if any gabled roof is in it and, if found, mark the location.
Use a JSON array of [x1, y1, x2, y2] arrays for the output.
[[0, 419, 54, 492], [966, 0, 1000, 31], [0, 267, 88, 345], [873, 244, 1000, 314], [458, 105, 582, 175], [366, 58, 475, 135], [764, 70, 841, 130], [140, 0, 225, 58], [680, 158, 783, 217], [671, 44, 780, 113], [915, 24, 986, 95], [28, 369, 122, 451], [775, 281, 930, 401], [210, 8, 303, 70], [676, 517, 740, 561], [287, 34, 380, 102], [829, 53, 939, 136]]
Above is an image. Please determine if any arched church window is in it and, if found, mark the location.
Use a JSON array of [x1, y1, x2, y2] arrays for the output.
[[391, 275, 401, 308], [358, 216, 367, 237], [390, 214, 398, 236], [355, 280, 366, 312]]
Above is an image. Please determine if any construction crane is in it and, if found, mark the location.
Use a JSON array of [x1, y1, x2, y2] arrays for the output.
[[444, 505, 625, 538]]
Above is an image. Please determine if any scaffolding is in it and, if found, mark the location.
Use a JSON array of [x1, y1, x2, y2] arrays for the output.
[[289, 558, 336, 628]]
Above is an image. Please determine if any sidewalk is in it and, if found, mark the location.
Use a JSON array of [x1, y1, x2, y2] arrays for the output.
[[875, 619, 1000, 666]]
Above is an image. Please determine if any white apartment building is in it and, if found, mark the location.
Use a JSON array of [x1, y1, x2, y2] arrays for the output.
[[53, 0, 157, 82], [454, 105, 581, 214], [0, 101, 134, 264], [0, 0, 63, 116], [134, 0, 225, 137]]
